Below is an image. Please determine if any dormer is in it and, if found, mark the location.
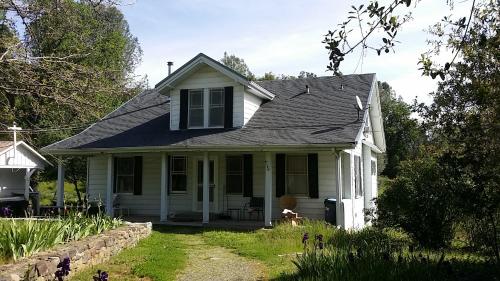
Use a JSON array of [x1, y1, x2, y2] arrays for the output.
[[155, 53, 274, 130]]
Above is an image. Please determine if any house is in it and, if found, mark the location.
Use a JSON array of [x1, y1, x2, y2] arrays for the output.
[[0, 140, 51, 213], [42, 53, 385, 229]]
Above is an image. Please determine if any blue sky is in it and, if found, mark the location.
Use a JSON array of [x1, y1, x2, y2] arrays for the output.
[[121, 0, 471, 104]]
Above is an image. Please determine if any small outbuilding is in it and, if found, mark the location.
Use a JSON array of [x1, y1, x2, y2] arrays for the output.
[[0, 140, 51, 214]]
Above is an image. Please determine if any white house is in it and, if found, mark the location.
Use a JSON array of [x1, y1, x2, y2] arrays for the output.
[[42, 53, 386, 229], [0, 140, 50, 206]]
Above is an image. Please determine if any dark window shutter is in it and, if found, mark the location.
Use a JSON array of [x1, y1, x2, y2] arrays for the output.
[[179, 89, 189, 129], [243, 154, 253, 197], [308, 153, 319, 198], [224, 86, 233, 128], [133, 156, 143, 195], [167, 155, 171, 195], [276, 154, 286, 198], [113, 157, 117, 193]]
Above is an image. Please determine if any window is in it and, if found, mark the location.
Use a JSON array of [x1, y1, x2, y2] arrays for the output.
[[115, 157, 134, 193], [188, 89, 204, 127], [209, 88, 224, 127], [371, 160, 377, 176], [171, 156, 187, 192], [354, 155, 363, 198], [286, 155, 308, 195], [226, 156, 243, 194]]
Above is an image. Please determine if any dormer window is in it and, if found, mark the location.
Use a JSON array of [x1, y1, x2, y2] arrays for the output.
[[188, 89, 204, 127], [209, 88, 224, 127], [187, 88, 225, 128], [179, 86, 233, 130]]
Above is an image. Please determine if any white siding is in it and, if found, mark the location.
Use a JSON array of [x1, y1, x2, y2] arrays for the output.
[[243, 92, 262, 125], [0, 145, 45, 168], [87, 151, 339, 220], [169, 65, 245, 130], [0, 169, 25, 198]]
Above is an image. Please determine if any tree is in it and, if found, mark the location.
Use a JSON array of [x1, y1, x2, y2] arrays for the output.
[[371, 1, 498, 259], [378, 81, 425, 178], [417, 0, 499, 259], [0, 0, 144, 148], [220, 52, 255, 80], [323, 0, 478, 78], [0, 0, 144, 202], [298, 71, 317, 78]]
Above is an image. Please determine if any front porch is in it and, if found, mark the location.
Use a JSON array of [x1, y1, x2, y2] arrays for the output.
[[53, 148, 370, 228]]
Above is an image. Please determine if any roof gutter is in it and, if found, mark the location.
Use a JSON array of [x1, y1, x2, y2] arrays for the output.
[[42, 143, 355, 156]]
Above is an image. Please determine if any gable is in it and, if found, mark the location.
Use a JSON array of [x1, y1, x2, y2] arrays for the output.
[[0, 142, 50, 168], [155, 53, 274, 100]]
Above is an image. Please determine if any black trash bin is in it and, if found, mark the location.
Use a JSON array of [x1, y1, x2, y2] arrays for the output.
[[324, 198, 336, 225]]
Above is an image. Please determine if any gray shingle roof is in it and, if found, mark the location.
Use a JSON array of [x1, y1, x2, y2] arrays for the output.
[[42, 73, 375, 152]]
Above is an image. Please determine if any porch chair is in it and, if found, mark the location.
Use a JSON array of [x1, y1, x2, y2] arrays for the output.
[[112, 194, 130, 217], [242, 197, 264, 221]]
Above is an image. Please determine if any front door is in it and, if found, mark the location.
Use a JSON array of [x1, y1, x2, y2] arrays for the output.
[[195, 159, 217, 211]]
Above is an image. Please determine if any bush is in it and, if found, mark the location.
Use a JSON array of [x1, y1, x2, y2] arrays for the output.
[[0, 212, 121, 261], [375, 156, 456, 249], [283, 227, 498, 281]]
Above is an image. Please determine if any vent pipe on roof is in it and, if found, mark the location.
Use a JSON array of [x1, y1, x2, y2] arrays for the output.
[[306, 85, 310, 93], [167, 61, 174, 75]]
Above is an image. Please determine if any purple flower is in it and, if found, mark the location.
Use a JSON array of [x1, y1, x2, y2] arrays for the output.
[[0, 206, 12, 217], [93, 270, 109, 281], [302, 233, 309, 245], [55, 257, 71, 281], [315, 234, 324, 250]]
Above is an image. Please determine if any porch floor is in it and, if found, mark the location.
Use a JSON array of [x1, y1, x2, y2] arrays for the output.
[[122, 215, 267, 230]]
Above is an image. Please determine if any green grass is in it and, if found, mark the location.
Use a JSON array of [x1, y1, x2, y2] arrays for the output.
[[70, 226, 189, 281], [66, 222, 499, 281], [201, 220, 336, 278], [37, 181, 86, 206]]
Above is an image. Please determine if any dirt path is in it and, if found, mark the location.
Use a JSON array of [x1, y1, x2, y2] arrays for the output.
[[176, 235, 266, 281]]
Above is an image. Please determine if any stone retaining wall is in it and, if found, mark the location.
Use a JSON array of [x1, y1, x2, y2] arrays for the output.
[[0, 222, 152, 281]]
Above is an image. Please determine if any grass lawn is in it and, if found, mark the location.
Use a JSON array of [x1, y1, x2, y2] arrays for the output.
[[70, 226, 190, 281], [68, 222, 497, 281], [201, 220, 335, 278], [37, 181, 86, 206]]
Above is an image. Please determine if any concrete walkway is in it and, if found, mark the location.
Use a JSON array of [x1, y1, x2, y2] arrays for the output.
[[176, 235, 266, 281]]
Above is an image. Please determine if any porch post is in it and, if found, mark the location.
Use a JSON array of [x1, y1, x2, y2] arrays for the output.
[[362, 144, 373, 211], [202, 152, 209, 224], [160, 152, 169, 222], [264, 152, 273, 227], [56, 158, 65, 207], [335, 152, 343, 228], [106, 154, 114, 216], [24, 168, 30, 201]]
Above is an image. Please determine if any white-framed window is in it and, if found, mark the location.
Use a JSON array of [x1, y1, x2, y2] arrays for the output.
[[354, 155, 363, 198], [188, 89, 204, 128], [226, 156, 243, 194], [171, 156, 187, 192], [115, 157, 134, 193], [286, 155, 308, 196], [209, 88, 224, 127]]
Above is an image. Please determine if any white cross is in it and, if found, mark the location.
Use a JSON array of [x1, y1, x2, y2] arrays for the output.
[[7, 122, 22, 161]]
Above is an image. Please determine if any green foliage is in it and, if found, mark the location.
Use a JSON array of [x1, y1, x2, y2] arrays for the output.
[[378, 81, 425, 178], [220, 52, 255, 80], [376, 155, 456, 248], [37, 180, 85, 206], [0, 212, 121, 261]]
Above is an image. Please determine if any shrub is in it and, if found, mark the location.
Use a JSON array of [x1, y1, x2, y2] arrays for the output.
[[284, 227, 498, 281], [375, 156, 456, 249]]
